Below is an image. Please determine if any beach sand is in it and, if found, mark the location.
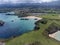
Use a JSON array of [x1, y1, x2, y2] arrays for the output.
[[24, 16, 42, 20], [49, 33, 56, 38], [49, 31, 60, 39]]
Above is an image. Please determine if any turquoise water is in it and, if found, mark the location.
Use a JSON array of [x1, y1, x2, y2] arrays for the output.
[[0, 13, 37, 39], [55, 31, 60, 41]]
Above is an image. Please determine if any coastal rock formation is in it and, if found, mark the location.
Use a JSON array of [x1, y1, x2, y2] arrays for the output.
[[11, 20, 14, 22], [35, 18, 48, 25], [46, 23, 60, 34], [0, 20, 5, 26], [34, 18, 47, 30], [20, 18, 29, 20], [34, 26, 40, 30]]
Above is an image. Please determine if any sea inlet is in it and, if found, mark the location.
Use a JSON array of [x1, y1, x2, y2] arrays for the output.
[[0, 13, 38, 39]]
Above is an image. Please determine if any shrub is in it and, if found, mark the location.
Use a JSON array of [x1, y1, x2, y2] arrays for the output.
[[40, 19, 48, 24]]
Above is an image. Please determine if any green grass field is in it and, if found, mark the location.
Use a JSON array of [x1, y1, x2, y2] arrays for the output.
[[6, 14, 60, 45]]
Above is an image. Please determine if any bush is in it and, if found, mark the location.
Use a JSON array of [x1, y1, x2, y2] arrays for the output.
[[40, 19, 48, 24], [35, 18, 48, 25], [26, 41, 42, 45]]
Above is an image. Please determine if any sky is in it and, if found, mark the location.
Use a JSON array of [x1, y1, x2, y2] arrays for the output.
[[0, 0, 58, 4]]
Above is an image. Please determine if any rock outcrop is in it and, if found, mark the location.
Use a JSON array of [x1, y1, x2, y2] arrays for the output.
[[0, 20, 5, 26]]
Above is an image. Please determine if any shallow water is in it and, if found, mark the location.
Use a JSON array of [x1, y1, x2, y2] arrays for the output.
[[54, 31, 60, 41], [0, 13, 37, 39]]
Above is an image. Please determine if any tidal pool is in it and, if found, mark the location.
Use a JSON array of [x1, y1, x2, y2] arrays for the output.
[[0, 13, 37, 39]]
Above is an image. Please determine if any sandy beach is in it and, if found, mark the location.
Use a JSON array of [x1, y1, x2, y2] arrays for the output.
[[49, 31, 60, 39], [49, 33, 56, 38], [24, 16, 42, 20]]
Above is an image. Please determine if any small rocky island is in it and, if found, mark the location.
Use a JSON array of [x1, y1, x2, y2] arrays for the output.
[[0, 20, 5, 26]]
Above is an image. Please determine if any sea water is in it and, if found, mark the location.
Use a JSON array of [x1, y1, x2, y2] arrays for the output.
[[0, 13, 36, 39]]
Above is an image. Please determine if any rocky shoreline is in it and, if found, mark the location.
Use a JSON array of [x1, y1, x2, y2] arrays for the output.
[[0, 20, 5, 26], [34, 18, 48, 30], [45, 23, 60, 39], [22, 16, 42, 31], [46, 23, 60, 34]]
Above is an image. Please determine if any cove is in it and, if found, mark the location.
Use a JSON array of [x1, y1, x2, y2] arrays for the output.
[[0, 13, 37, 39]]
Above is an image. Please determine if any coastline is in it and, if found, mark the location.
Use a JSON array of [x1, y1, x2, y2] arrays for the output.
[[49, 31, 60, 39], [49, 32, 56, 38], [0, 16, 42, 45], [22, 16, 42, 30], [23, 16, 42, 20]]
